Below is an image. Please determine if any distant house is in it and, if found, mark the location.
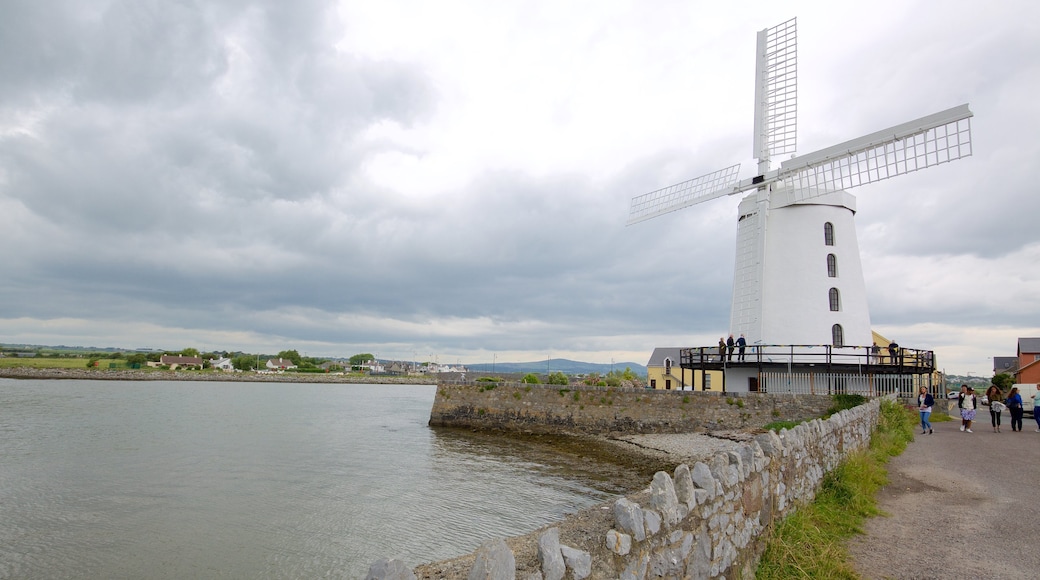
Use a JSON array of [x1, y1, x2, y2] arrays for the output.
[[266, 358, 298, 371], [1014, 338, 1040, 385], [645, 347, 721, 392], [386, 362, 409, 375], [993, 356, 1018, 376], [211, 357, 235, 372], [159, 355, 203, 370]]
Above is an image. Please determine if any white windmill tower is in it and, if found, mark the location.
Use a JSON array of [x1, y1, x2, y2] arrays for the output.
[[628, 18, 972, 350]]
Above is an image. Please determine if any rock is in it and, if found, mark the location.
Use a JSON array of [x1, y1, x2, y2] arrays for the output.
[[673, 463, 696, 510], [643, 509, 662, 537], [613, 497, 646, 541], [649, 471, 681, 526], [690, 462, 717, 499], [620, 553, 649, 580], [468, 539, 516, 580], [537, 528, 565, 580], [606, 529, 632, 556], [559, 545, 592, 580], [365, 558, 417, 580]]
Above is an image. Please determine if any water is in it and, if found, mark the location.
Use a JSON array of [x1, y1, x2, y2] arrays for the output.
[[0, 379, 621, 579]]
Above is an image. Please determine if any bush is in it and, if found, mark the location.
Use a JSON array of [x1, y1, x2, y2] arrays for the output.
[[547, 371, 569, 385], [521, 373, 540, 384], [826, 393, 867, 416]]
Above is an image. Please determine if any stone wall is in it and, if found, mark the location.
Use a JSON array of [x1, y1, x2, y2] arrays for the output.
[[429, 382, 838, 434], [370, 395, 885, 579]]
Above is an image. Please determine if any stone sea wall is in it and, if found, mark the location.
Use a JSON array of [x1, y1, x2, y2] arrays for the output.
[[370, 395, 884, 580], [429, 382, 837, 435]]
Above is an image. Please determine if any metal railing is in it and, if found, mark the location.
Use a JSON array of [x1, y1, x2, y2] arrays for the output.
[[680, 343, 935, 374]]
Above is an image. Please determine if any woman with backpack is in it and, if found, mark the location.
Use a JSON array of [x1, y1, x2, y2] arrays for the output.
[[1006, 387, 1024, 432]]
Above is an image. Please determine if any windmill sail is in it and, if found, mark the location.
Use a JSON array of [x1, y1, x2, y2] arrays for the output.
[[777, 104, 972, 200], [626, 164, 741, 225], [753, 17, 797, 168]]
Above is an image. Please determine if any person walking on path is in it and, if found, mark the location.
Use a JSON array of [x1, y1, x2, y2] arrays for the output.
[[726, 335, 735, 361], [917, 386, 935, 434], [1033, 390, 1040, 432], [1006, 387, 1024, 432], [736, 334, 747, 362], [958, 385, 977, 433], [888, 341, 900, 365], [985, 384, 1005, 433], [718, 338, 726, 363]]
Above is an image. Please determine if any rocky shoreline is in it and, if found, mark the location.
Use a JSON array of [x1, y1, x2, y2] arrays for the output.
[[0, 366, 437, 385]]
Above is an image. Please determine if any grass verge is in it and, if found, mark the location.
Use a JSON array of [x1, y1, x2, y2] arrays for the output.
[[756, 399, 915, 579]]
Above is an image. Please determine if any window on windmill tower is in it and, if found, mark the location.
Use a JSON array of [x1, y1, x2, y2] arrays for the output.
[[832, 324, 844, 347], [824, 222, 835, 246], [829, 288, 841, 311], [827, 254, 838, 277]]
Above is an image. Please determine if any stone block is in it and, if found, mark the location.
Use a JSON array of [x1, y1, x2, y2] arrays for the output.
[[365, 559, 417, 580], [620, 553, 649, 580], [537, 528, 565, 580], [643, 509, 661, 537], [468, 539, 516, 580], [614, 497, 646, 541], [673, 463, 696, 510], [606, 529, 632, 556], [690, 462, 716, 500], [559, 545, 592, 580], [649, 471, 681, 526]]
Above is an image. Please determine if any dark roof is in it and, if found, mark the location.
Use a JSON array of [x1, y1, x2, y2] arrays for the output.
[[646, 347, 683, 367], [160, 355, 203, 365], [1018, 338, 1040, 355], [993, 356, 1018, 373]]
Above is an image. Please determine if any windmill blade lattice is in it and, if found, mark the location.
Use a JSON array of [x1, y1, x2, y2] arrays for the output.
[[776, 104, 972, 199], [754, 17, 798, 165], [627, 164, 742, 225]]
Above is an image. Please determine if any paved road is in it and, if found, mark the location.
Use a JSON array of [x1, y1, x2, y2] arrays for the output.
[[849, 410, 1040, 579]]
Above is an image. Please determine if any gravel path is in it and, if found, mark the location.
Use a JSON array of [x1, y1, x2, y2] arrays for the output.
[[848, 416, 1040, 579]]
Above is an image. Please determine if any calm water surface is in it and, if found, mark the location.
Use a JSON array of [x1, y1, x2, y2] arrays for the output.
[[0, 379, 619, 579]]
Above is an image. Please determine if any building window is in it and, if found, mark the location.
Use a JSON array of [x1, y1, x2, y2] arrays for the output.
[[832, 324, 844, 347], [665, 358, 671, 373], [650, 379, 656, 389], [829, 288, 840, 311], [704, 374, 711, 390], [665, 379, 672, 390], [827, 254, 837, 277], [824, 222, 834, 246]]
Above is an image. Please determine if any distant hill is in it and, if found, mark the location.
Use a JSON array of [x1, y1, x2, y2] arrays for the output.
[[465, 358, 646, 378]]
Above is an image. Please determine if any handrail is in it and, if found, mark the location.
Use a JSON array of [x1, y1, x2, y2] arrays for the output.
[[679, 343, 935, 373]]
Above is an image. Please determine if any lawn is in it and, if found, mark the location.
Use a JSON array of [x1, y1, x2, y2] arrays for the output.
[[0, 357, 95, 369]]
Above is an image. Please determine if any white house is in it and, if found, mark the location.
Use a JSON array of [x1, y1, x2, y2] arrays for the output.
[[211, 357, 235, 371], [266, 358, 297, 371]]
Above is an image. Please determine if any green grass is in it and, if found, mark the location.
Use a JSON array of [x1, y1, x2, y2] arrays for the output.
[[0, 357, 95, 369], [756, 399, 915, 579], [762, 419, 804, 431]]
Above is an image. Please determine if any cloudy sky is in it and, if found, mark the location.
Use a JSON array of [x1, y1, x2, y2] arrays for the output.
[[1, 0, 1037, 375]]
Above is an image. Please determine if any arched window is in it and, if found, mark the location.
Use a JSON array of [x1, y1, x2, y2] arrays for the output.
[[827, 254, 838, 277], [829, 288, 840, 311], [832, 324, 844, 347], [824, 222, 835, 246], [664, 358, 672, 373]]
